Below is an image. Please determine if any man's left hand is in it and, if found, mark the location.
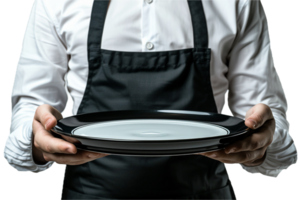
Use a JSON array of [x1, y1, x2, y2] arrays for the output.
[[196, 103, 276, 167]]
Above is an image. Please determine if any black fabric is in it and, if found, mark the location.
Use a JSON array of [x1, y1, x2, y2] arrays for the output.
[[62, 180, 235, 200], [188, 0, 209, 48], [78, 48, 217, 112], [63, 0, 236, 199]]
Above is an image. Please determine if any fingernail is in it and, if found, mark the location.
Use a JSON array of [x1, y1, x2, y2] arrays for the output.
[[88, 153, 100, 158], [67, 148, 75, 154], [248, 119, 257, 129], [228, 148, 236, 154], [210, 154, 217, 158], [45, 120, 51, 130]]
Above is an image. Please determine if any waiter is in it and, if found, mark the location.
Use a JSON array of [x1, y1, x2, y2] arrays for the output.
[[4, 0, 297, 199]]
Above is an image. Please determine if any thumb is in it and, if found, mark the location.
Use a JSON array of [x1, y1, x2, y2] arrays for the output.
[[34, 104, 63, 131], [245, 103, 274, 129]]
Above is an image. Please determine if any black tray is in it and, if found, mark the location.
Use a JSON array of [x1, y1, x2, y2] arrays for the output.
[[51, 110, 254, 156]]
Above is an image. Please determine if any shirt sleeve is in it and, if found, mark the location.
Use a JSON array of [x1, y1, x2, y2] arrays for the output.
[[4, 0, 69, 172], [226, 0, 297, 177]]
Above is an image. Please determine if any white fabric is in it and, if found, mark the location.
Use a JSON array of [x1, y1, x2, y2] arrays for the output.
[[4, 0, 297, 177]]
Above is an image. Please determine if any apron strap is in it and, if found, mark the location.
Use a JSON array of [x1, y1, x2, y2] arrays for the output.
[[188, 0, 209, 48], [88, 0, 110, 50]]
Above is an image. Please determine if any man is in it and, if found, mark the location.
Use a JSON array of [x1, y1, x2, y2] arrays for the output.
[[4, 0, 297, 199]]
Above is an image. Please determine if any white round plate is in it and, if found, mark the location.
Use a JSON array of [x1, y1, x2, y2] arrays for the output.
[[72, 119, 229, 141]]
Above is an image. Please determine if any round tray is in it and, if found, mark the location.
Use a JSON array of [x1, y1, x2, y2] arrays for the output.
[[51, 110, 254, 156]]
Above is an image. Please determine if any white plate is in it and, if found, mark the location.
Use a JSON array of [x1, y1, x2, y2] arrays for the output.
[[72, 119, 229, 141]]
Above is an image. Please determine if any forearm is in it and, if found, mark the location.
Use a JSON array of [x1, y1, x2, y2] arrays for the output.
[[226, 0, 297, 176], [4, 0, 69, 172]]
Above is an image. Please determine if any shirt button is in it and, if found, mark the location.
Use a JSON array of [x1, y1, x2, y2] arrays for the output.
[[146, 42, 154, 50], [146, 0, 153, 4]]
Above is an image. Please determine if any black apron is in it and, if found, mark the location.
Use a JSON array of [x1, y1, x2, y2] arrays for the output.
[[62, 0, 236, 199]]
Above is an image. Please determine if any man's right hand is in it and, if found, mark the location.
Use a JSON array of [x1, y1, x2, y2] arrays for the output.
[[32, 104, 108, 165]]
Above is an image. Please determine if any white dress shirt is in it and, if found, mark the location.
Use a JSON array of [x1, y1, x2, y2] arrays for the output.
[[4, 0, 297, 177]]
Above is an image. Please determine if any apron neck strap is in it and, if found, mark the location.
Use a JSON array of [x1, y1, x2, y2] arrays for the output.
[[188, 0, 209, 49]]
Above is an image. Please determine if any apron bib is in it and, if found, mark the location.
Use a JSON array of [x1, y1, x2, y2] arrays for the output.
[[62, 1, 236, 199]]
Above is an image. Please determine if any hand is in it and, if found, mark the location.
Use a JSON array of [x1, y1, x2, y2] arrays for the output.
[[195, 103, 275, 167], [32, 104, 108, 165]]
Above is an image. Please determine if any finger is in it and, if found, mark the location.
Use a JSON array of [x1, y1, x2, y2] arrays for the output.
[[225, 119, 275, 154], [220, 147, 267, 166], [61, 135, 81, 144], [34, 104, 63, 130], [43, 150, 108, 165], [201, 148, 266, 164], [33, 120, 77, 154], [196, 149, 224, 157], [193, 150, 220, 156], [245, 103, 274, 129]]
